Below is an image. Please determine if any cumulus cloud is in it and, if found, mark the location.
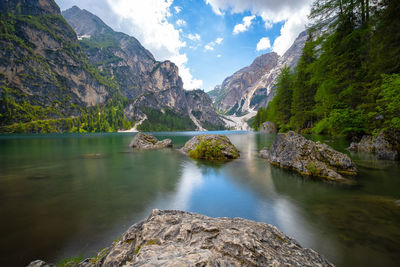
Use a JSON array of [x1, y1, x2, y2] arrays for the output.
[[204, 44, 214, 51], [256, 37, 271, 51], [104, 0, 203, 89], [205, 0, 312, 55], [233, 15, 255, 35], [176, 19, 187, 27], [56, 0, 202, 89], [272, 6, 309, 55], [187, 33, 201, 41], [174, 6, 181, 13], [204, 37, 223, 51]]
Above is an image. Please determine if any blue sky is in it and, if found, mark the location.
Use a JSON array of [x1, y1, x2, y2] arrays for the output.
[[56, 0, 312, 91]]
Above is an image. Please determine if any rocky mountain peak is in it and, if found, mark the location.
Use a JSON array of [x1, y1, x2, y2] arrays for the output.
[[208, 31, 307, 116], [61, 6, 224, 130], [62, 5, 113, 37], [250, 52, 279, 70]]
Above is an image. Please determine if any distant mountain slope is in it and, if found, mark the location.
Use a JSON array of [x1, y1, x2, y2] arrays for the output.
[[62, 6, 224, 130], [209, 31, 307, 115]]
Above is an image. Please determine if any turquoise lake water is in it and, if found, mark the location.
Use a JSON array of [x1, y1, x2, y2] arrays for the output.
[[0, 131, 399, 266]]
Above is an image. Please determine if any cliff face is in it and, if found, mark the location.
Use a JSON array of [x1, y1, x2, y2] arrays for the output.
[[62, 6, 224, 130], [0, 0, 113, 114], [209, 31, 307, 115]]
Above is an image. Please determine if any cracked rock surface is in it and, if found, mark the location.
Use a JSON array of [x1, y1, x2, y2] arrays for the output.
[[29, 209, 334, 267], [260, 131, 358, 183]]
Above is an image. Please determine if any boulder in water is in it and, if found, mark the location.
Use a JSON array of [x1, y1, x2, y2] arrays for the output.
[[348, 130, 399, 160], [181, 134, 239, 160], [129, 132, 172, 149], [260, 131, 358, 183]]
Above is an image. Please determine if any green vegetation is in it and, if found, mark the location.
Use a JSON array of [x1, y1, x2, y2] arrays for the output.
[[134, 245, 141, 255], [189, 140, 224, 161], [57, 256, 83, 267], [253, 0, 400, 138], [188, 136, 239, 161], [0, 87, 132, 133], [137, 108, 196, 131]]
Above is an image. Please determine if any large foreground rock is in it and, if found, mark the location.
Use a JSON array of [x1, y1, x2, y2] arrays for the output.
[[181, 135, 240, 160], [259, 121, 277, 134], [129, 132, 172, 149], [29, 210, 334, 266], [348, 130, 399, 160], [260, 131, 358, 183]]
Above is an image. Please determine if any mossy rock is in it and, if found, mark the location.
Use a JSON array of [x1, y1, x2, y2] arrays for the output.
[[181, 135, 240, 161]]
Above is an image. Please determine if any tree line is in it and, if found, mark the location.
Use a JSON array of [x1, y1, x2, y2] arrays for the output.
[[253, 0, 399, 138]]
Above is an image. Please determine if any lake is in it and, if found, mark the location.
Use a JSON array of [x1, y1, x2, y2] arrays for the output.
[[0, 131, 399, 266]]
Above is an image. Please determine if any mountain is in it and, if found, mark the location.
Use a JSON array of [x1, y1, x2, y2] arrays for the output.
[[62, 6, 224, 131], [0, 0, 116, 117], [0, 1, 224, 132], [209, 31, 307, 115]]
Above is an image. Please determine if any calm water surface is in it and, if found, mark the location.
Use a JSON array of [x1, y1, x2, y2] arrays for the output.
[[0, 131, 399, 266]]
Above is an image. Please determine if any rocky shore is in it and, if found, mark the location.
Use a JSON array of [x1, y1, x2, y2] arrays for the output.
[[348, 130, 399, 160], [259, 121, 277, 134], [28, 210, 333, 267], [260, 131, 358, 183]]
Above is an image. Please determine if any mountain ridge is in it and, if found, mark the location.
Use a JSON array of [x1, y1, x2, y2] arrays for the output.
[[209, 31, 307, 116], [62, 6, 224, 130], [0, 1, 224, 132]]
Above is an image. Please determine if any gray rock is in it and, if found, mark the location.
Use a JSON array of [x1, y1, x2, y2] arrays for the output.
[[27, 260, 55, 267], [129, 132, 172, 149], [260, 131, 358, 183], [259, 121, 277, 134], [181, 135, 240, 160], [348, 131, 399, 160], [30, 210, 333, 267]]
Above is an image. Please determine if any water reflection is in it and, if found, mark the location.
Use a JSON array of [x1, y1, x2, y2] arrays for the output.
[[0, 132, 399, 267]]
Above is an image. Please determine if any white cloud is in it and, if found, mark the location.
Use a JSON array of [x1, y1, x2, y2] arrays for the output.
[[204, 37, 223, 51], [217, 54, 222, 58], [176, 19, 186, 27], [205, 0, 312, 55], [174, 6, 181, 13], [101, 0, 201, 89], [272, 6, 309, 55], [187, 33, 201, 41], [233, 15, 255, 34], [204, 44, 214, 51], [256, 37, 271, 51], [170, 53, 203, 89]]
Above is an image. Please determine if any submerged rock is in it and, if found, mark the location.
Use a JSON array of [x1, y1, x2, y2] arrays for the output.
[[29, 210, 334, 266], [129, 132, 172, 149], [348, 130, 399, 160], [259, 121, 277, 134], [260, 131, 358, 183], [181, 134, 240, 160]]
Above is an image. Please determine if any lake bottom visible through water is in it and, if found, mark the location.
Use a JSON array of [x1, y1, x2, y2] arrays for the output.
[[0, 131, 399, 267]]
